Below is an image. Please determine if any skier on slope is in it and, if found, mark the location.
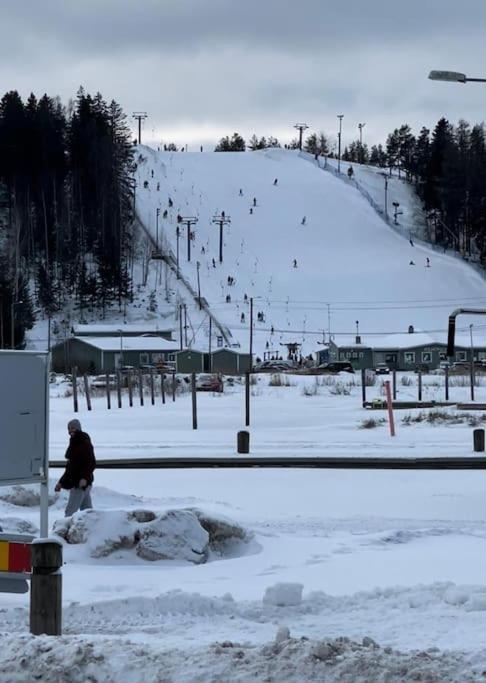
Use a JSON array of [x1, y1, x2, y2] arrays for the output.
[[273, 178, 278, 186], [293, 259, 298, 268], [347, 166, 354, 179], [301, 216, 306, 226], [253, 197, 257, 207], [239, 189, 243, 196], [426, 257, 430, 267], [168, 197, 173, 207]]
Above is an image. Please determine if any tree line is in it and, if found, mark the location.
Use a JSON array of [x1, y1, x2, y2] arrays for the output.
[[0, 88, 134, 347]]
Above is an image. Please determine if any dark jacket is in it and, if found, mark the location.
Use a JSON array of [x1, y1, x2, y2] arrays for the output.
[[59, 431, 96, 490]]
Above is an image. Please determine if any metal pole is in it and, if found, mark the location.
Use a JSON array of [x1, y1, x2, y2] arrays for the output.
[[470, 324, 475, 401], [184, 304, 188, 347], [209, 316, 212, 372], [191, 372, 197, 430], [176, 227, 180, 279], [156, 208, 159, 249], [249, 297, 254, 372], [219, 221, 223, 263], [245, 371, 250, 427], [187, 222, 191, 262], [197, 261, 201, 309], [179, 304, 183, 350], [384, 177, 388, 219], [337, 115, 343, 173]]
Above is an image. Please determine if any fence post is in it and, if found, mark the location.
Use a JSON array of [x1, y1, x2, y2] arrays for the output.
[[83, 374, 92, 411], [128, 371, 133, 407], [116, 370, 122, 409], [150, 370, 155, 406], [361, 368, 366, 406], [392, 370, 397, 400], [72, 367, 78, 413], [191, 372, 197, 429], [161, 373, 166, 404], [445, 366, 449, 401], [30, 539, 63, 636], [471, 361, 475, 402], [172, 372, 176, 402], [138, 369, 144, 406], [245, 372, 250, 427], [106, 372, 111, 410], [418, 371, 422, 402], [384, 380, 395, 437]]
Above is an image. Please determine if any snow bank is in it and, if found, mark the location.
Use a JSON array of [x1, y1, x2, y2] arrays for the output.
[[53, 507, 254, 563], [0, 484, 57, 508], [263, 583, 303, 607], [1, 632, 482, 683]]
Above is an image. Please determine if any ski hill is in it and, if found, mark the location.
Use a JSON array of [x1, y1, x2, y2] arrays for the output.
[[134, 147, 486, 357]]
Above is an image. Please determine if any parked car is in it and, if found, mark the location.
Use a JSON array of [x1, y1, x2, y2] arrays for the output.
[[253, 360, 295, 373], [91, 374, 116, 389], [317, 361, 355, 374], [196, 373, 223, 392], [374, 363, 390, 375]]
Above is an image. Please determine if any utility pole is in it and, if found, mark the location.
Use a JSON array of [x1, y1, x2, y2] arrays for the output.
[[293, 123, 309, 151], [208, 316, 212, 372], [132, 112, 148, 144], [337, 115, 344, 173], [249, 297, 254, 372], [196, 261, 202, 309], [179, 304, 183, 350], [179, 216, 198, 262], [184, 304, 188, 347], [358, 122, 366, 163], [176, 226, 180, 279], [212, 213, 231, 263]]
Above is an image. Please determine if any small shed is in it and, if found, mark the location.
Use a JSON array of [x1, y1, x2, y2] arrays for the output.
[[51, 336, 179, 374], [211, 348, 252, 374], [175, 349, 209, 373]]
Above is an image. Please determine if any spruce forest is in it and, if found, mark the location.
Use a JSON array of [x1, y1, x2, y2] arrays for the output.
[[0, 88, 134, 347]]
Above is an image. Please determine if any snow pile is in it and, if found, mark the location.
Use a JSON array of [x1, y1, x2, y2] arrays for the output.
[[263, 583, 303, 607], [53, 507, 254, 563], [0, 484, 57, 508], [0, 632, 482, 683], [0, 517, 37, 535]]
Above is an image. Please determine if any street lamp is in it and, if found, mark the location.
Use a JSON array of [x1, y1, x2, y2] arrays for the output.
[[358, 123, 366, 163], [337, 115, 344, 173], [11, 300, 23, 349], [428, 70, 486, 84]]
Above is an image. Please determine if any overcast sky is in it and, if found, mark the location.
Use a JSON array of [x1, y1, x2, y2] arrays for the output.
[[3, 0, 486, 149]]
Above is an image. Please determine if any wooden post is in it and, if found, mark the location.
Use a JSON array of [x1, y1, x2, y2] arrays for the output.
[[470, 362, 475, 402], [418, 371, 422, 402], [361, 368, 366, 406], [245, 372, 250, 427], [105, 373, 111, 410], [138, 369, 144, 406], [392, 370, 397, 400], [473, 428, 485, 452], [161, 373, 166, 404], [191, 372, 197, 429], [445, 365, 449, 401], [150, 370, 155, 406], [384, 380, 395, 437], [128, 371, 133, 407], [116, 370, 122, 409], [72, 367, 78, 413], [83, 374, 92, 411], [30, 539, 63, 636], [237, 430, 250, 454], [172, 371, 176, 402]]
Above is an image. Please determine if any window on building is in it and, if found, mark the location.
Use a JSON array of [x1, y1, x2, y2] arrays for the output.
[[422, 351, 432, 363], [139, 353, 149, 365], [404, 352, 415, 364], [456, 351, 467, 361], [439, 352, 447, 361]]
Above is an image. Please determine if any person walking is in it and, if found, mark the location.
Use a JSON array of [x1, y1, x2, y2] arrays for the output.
[[55, 419, 96, 516]]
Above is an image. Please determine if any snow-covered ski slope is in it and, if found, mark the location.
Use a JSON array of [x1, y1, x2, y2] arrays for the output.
[[135, 147, 486, 355]]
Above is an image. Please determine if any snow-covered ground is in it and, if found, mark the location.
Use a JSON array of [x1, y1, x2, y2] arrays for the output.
[[2, 376, 486, 680]]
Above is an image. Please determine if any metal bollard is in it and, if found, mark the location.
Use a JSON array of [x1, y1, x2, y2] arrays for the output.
[[473, 428, 485, 453], [237, 430, 250, 454]]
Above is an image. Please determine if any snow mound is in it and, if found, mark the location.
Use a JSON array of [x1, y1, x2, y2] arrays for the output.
[[0, 484, 57, 507], [53, 507, 254, 563], [263, 583, 304, 607], [0, 517, 37, 535], [0, 632, 480, 683]]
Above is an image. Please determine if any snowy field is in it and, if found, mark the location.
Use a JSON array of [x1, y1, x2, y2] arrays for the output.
[[2, 374, 486, 680]]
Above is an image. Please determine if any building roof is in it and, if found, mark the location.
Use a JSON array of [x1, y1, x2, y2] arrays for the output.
[[332, 330, 486, 351], [72, 323, 174, 335], [74, 336, 179, 352]]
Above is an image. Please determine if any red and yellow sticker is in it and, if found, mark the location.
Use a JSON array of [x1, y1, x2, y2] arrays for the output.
[[0, 541, 31, 573]]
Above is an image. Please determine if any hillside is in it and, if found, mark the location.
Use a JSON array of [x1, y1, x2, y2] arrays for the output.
[[134, 147, 486, 357]]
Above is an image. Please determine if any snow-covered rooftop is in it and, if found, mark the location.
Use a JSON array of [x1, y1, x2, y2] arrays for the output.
[[75, 336, 179, 352], [73, 323, 174, 335]]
